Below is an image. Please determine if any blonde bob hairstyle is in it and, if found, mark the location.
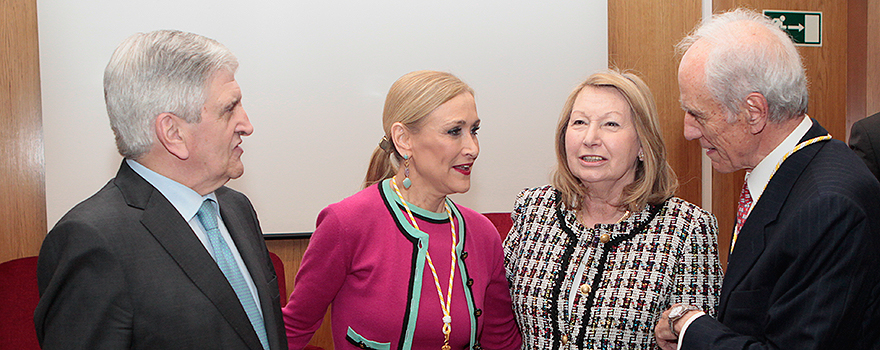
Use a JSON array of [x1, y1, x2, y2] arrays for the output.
[[551, 70, 678, 213], [363, 70, 474, 188]]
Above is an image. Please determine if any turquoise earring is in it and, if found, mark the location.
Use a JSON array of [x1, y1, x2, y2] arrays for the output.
[[402, 155, 412, 189]]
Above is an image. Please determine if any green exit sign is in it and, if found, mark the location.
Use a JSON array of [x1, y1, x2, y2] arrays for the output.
[[763, 10, 822, 47]]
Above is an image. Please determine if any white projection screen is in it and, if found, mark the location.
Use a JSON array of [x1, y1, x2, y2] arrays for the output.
[[39, 0, 608, 233]]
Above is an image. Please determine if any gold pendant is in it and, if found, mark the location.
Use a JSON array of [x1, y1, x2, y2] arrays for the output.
[[442, 327, 452, 350]]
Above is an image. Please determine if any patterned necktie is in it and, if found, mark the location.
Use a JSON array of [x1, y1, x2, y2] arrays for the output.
[[731, 180, 753, 253], [196, 200, 269, 350]]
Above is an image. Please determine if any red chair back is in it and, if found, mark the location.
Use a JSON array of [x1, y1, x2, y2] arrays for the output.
[[269, 252, 287, 303], [482, 212, 513, 241], [0, 256, 40, 350]]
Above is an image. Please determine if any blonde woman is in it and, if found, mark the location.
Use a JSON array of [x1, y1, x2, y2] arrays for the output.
[[283, 71, 521, 350]]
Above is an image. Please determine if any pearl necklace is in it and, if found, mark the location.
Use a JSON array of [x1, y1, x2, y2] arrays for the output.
[[390, 177, 457, 350]]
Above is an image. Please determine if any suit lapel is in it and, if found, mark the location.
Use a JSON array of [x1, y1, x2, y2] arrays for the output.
[[114, 162, 265, 350], [215, 193, 281, 347], [718, 121, 830, 318], [216, 194, 267, 293]]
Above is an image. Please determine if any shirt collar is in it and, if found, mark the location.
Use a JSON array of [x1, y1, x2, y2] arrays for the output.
[[747, 116, 812, 204], [126, 159, 217, 221]]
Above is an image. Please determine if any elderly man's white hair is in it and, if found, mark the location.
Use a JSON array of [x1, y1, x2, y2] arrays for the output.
[[677, 8, 808, 123], [104, 30, 239, 159]]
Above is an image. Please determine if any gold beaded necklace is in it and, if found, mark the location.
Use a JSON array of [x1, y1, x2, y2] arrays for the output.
[[390, 177, 458, 350]]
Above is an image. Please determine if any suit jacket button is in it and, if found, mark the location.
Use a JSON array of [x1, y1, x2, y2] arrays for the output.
[[467, 278, 474, 286], [599, 234, 610, 243], [579, 283, 591, 294], [461, 251, 468, 259], [474, 308, 482, 317]]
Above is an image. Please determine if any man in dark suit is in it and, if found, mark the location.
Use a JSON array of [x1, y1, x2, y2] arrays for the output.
[[654, 9, 880, 349], [34, 30, 287, 350], [850, 112, 880, 182]]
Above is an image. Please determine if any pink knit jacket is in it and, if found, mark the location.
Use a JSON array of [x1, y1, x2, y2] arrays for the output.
[[283, 180, 522, 350]]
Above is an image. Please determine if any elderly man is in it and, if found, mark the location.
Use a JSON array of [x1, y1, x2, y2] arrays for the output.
[[654, 9, 880, 350], [34, 30, 287, 350]]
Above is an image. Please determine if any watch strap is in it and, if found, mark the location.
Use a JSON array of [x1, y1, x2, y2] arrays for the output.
[[668, 304, 700, 338]]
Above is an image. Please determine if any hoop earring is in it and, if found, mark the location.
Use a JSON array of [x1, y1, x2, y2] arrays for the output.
[[402, 155, 412, 189]]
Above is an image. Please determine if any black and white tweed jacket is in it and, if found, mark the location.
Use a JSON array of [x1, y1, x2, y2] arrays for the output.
[[503, 185, 723, 350]]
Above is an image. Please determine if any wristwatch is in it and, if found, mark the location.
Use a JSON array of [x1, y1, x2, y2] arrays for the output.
[[667, 304, 700, 338]]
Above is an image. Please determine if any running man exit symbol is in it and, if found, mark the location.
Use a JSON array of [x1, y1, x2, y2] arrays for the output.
[[763, 10, 822, 46]]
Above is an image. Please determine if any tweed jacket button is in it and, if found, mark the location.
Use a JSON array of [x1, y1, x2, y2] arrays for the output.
[[599, 233, 610, 243], [561, 334, 569, 345], [579, 283, 591, 294]]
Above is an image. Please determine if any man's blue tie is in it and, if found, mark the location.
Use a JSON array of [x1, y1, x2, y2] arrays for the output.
[[196, 199, 269, 350]]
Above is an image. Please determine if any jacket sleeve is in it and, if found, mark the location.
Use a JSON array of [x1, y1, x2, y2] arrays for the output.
[[34, 220, 134, 350], [282, 206, 351, 350], [502, 189, 529, 283], [476, 223, 523, 350], [671, 209, 723, 317], [849, 119, 880, 181]]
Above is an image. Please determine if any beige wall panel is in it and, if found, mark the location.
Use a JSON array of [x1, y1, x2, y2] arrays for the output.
[[608, 0, 703, 209], [847, 0, 866, 139], [869, 0, 880, 116], [1, 0, 46, 263]]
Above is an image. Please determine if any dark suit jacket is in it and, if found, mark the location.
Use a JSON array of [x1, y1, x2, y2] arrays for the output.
[[682, 120, 880, 349], [850, 112, 880, 182], [34, 161, 288, 350]]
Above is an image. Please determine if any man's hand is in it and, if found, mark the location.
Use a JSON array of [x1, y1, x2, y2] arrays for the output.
[[655, 307, 679, 350], [655, 305, 702, 350]]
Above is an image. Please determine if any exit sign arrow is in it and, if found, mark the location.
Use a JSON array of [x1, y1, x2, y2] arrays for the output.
[[785, 23, 804, 32]]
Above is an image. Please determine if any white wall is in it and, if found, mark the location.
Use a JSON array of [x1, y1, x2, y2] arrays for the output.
[[39, 0, 608, 233]]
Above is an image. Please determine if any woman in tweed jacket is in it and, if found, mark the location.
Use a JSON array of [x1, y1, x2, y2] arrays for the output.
[[503, 70, 723, 349]]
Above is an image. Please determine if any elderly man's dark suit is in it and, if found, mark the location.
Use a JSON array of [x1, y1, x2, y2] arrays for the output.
[[682, 120, 880, 349], [35, 161, 288, 350], [850, 112, 880, 182]]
